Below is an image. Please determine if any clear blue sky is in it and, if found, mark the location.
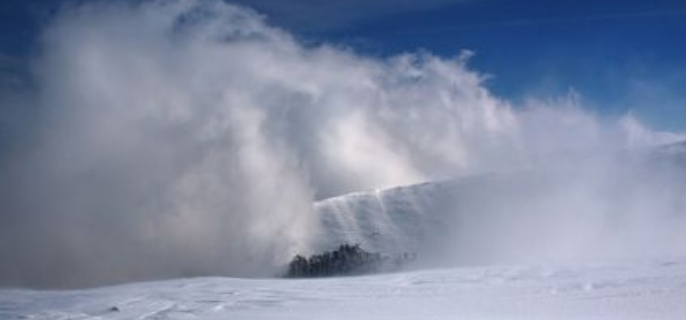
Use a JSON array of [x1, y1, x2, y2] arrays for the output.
[[2, 0, 685, 130]]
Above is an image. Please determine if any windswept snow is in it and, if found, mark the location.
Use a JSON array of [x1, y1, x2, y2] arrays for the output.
[[2, 150, 685, 319], [2, 260, 686, 319], [2, 145, 685, 319], [313, 163, 686, 267]]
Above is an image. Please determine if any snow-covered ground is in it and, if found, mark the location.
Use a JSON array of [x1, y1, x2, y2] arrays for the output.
[[2, 259, 686, 319]]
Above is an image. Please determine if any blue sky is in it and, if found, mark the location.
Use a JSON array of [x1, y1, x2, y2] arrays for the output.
[[1, 0, 685, 130]]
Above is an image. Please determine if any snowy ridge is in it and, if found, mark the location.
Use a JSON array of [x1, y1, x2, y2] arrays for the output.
[[312, 172, 590, 265], [313, 180, 445, 256], [312, 142, 686, 266], [312, 174, 517, 257]]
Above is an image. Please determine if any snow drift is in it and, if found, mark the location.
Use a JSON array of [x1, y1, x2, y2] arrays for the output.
[[4, 260, 686, 319], [0, 0, 684, 288]]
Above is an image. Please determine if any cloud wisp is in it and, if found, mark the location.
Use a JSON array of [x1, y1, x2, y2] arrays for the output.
[[0, 0, 683, 288]]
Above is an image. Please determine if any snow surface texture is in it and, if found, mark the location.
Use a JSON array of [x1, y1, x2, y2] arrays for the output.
[[2, 260, 686, 319]]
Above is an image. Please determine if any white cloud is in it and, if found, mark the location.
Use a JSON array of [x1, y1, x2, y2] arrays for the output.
[[0, 0, 683, 287]]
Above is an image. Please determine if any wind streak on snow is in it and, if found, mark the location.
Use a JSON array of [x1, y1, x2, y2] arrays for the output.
[[316, 165, 686, 268]]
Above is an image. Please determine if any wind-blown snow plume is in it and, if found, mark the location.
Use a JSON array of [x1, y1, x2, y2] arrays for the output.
[[0, 0, 683, 288]]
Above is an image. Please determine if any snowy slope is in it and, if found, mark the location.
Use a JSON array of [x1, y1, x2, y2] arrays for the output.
[[3, 259, 686, 319], [312, 142, 686, 266], [312, 174, 552, 263]]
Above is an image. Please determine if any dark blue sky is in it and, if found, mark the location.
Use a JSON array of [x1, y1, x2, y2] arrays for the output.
[[355, 0, 686, 130], [2, 0, 685, 130]]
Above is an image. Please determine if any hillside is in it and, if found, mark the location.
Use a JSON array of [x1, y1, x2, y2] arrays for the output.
[[312, 142, 686, 268]]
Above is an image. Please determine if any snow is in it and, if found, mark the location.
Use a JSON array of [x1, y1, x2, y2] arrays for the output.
[[3, 143, 686, 319], [2, 260, 686, 319], [312, 145, 686, 266]]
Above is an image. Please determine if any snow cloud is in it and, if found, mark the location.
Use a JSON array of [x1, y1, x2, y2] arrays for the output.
[[0, 0, 683, 288]]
